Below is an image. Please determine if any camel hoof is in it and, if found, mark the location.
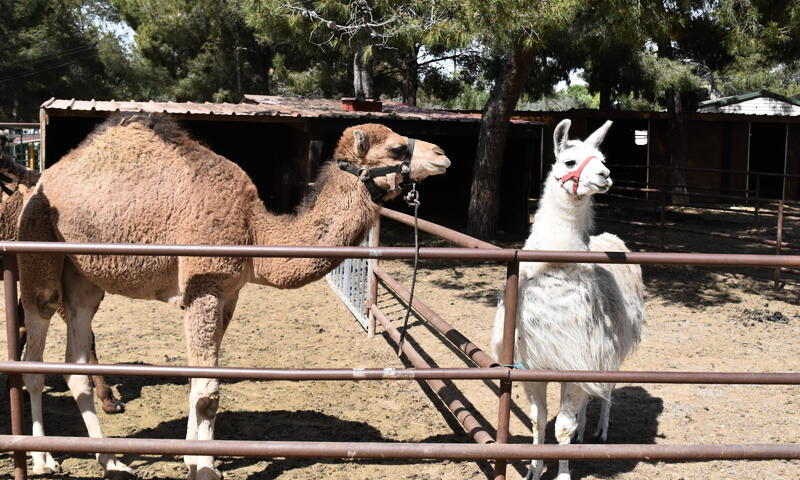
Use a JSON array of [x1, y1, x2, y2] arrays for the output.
[[104, 469, 137, 480], [32, 454, 61, 475], [31, 463, 61, 476], [102, 398, 125, 414], [196, 466, 222, 480]]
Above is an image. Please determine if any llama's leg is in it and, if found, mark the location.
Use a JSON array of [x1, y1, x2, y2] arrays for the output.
[[554, 383, 590, 480], [183, 292, 228, 480], [575, 395, 590, 443], [593, 388, 613, 442], [20, 296, 60, 475], [88, 329, 125, 414], [522, 382, 547, 480], [62, 264, 134, 478]]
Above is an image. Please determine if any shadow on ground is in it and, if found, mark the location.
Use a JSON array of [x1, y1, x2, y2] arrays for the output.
[[507, 386, 665, 480]]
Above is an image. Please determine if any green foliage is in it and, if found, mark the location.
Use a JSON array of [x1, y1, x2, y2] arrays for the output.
[[113, 0, 271, 102], [0, 0, 119, 119]]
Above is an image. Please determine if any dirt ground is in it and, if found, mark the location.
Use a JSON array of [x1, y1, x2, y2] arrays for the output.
[[1, 206, 799, 480]]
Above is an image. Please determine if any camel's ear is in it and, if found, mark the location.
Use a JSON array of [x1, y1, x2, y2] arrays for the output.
[[553, 119, 571, 155], [586, 120, 613, 148], [353, 129, 369, 157]]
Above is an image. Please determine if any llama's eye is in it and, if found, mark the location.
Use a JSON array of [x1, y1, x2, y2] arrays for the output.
[[390, 145, 407, 156], [564, 160, 576, 168]]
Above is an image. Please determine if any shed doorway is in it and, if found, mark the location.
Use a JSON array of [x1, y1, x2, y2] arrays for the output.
[[748, 122, 788, 200]]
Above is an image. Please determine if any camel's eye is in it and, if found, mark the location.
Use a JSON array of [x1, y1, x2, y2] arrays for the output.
[[390, 144, 407, 156], [564, 160, 576, 168]]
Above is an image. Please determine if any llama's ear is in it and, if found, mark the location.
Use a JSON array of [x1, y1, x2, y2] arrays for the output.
[[353, 129, 369, 157], [553, 119, 571, 155], [586, 120, 613, 148]]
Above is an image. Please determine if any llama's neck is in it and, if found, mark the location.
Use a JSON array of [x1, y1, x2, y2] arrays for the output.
[[248, 162, 380, 288], [525, 174, 594, 252]]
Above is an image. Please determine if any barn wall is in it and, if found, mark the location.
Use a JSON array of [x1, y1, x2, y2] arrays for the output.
[[43, 114, 309, 214]]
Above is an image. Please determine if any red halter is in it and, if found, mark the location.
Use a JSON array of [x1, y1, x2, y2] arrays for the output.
[[559, 156, 597, 193]]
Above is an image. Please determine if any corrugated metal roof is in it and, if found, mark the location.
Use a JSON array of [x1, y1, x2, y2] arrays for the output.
[[698, 90, 800, 110], [40, 98, 271, 116], [41, 95, 538, 125]]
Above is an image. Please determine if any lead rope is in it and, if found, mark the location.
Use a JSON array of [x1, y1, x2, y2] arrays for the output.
[[397, 183, 420, 355]]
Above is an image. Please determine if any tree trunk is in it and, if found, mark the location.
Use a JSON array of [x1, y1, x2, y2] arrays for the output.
[[466, 43, 535, 238], [599, 84, 612, 110], [400, 46, 419, 106], [667, 88, 690, 204], [353, 43, 374, 100]]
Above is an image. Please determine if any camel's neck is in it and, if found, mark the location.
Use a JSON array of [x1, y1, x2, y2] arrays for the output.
[[525, 174, 594, 252], [248, 162, 380, 288]]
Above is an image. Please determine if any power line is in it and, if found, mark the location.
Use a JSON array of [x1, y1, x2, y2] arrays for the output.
[[0, 60, 84, 85]]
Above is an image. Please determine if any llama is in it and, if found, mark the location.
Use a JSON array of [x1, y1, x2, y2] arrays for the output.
[[491, 119, 645, 480]]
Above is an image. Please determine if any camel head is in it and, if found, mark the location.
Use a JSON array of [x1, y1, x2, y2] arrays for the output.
[[334, 123, 451, 200], [551, 119, 613, 197]]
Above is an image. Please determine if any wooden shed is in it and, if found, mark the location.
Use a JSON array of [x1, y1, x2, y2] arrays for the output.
[[39, 96, 542, 232], [515, 106, 800, 202]]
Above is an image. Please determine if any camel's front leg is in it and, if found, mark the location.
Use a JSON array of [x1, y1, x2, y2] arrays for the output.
[[183, 292, 228, 480], [62, 264, 135, 479]]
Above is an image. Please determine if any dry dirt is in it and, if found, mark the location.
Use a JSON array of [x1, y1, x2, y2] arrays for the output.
[[1, 210, 799, 480]]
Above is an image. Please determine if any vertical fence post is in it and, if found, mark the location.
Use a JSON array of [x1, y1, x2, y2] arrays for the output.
[[494, 261, 519, 480], [366, 218, 381, 338], [659, 195, 666, 250], [754, 175, 761, 224], [4, 254, 28, 480], [774, 201, 784, 290]]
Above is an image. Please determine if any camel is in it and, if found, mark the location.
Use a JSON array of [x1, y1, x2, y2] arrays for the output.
[[491, 120, 645, 480], [0, 154, 125, 414], [17, 114, 450, 479]]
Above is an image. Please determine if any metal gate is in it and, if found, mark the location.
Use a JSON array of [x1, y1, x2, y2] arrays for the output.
[[325, 231, 372, 330]]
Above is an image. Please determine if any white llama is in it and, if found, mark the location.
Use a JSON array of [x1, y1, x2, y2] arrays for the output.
[[491, 119, 645, 480]]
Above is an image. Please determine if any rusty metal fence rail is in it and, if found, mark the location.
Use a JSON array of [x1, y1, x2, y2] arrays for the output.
[[1, 214, 800, 480]]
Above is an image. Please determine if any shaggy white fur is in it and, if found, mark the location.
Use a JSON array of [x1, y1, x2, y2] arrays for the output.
[[491, 119, 645, 480]]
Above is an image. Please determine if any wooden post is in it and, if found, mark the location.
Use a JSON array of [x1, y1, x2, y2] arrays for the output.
[[774, 201, 784, 290], [659, 195, 666, 251], [754, 175, 760, 224]]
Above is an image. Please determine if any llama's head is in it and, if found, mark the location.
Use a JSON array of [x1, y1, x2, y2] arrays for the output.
[[551, 119, 613, 197], [334, 124, 451, 198]]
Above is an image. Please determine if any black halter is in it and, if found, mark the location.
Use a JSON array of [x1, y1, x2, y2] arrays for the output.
[[338, 138, 416, 203]]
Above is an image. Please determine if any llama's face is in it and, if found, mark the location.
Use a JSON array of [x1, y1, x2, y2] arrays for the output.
[[347, 124, 451, 191], [551, 119, 613, 197]]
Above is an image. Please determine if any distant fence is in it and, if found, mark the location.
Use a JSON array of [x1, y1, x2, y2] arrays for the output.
[[1, 213, 800, 480]]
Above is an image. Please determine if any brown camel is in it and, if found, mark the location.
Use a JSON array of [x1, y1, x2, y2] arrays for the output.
[[0, 155, 124, 414], [17, 114, 450, 479]]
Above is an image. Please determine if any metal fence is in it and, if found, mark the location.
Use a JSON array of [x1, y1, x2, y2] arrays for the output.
[[325, 231, 373, 330], [1, 209, 800, 480]]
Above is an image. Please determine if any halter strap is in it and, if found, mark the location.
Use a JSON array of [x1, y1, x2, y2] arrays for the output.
[[338, 137, 416, 203], [559, 155, 597, 194]]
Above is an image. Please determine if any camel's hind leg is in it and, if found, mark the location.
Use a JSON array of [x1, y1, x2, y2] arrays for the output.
[[183, 291, 237, 480], [20, 290, 60, 475], [88, 329, 125, 414], [61, 262, 134, 478]]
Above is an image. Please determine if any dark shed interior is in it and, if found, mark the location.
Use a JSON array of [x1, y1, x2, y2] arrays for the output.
[[42, 108, 541, 234]]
